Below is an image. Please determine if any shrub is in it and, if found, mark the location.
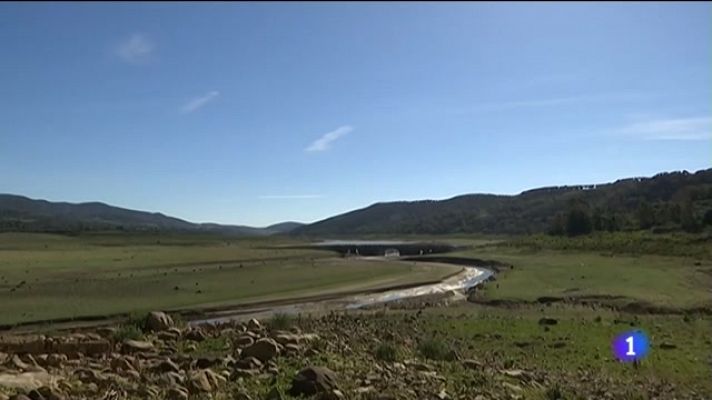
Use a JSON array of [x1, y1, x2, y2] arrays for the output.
[[374, 342, 399, 362], [112, 324, 143, 342], [417, 337, 454, 361]]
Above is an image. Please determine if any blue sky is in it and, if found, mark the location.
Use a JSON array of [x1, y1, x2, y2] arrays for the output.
[[1, 2, 710, 226]]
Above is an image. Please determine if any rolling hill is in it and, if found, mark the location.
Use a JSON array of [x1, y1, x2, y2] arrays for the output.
[[294, 168, 712, 236], [0, 194, 303, 235]]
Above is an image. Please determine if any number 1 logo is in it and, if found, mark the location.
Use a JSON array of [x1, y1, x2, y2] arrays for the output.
[[625, 336, 636, 356], [612, 330, 649, 362]]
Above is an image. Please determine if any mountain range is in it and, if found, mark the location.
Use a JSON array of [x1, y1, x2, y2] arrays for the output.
[[0, 194, 303, 236], [2, 168, 711, 236]]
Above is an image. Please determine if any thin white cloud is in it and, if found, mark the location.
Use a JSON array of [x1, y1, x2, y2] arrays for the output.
[[305, 126, 352, 152], [617, 117, 712, 141], [258, 195, 324, 199], [116, 34, 155, 65], [182, 91, 220, 113]]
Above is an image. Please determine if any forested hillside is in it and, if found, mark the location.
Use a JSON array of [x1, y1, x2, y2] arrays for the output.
[[295, 169, 712, 236]]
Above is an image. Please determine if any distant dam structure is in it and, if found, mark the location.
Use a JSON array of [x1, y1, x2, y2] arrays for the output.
[[308, 240, 460, 257]]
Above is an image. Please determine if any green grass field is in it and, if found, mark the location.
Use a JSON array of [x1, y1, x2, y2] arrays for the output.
[[1, 231, 710, 397], [447, 235, 712, 310], [0, 232, 459, 325], [415, 305, 712, 396]]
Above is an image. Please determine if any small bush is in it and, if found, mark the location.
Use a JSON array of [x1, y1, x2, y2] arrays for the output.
[[374, 342, 399, 362], [125, 311, 148, 331], [417, 337, 454, 361], [269, 312, 294, 331], [112, 324, 143, 342]]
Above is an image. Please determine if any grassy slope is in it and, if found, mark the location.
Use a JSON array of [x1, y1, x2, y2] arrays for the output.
[[416, 306, 712, 397], [0, 233, 459, 325], [447, 233, 712, 309]]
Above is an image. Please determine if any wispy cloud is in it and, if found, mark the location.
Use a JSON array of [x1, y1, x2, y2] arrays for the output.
[[616, 116, 712, 141], [258, 195, 324, 200], [182, 91, 220, 113], [116, 34, 155, 65], [305, 126, 352, 152]]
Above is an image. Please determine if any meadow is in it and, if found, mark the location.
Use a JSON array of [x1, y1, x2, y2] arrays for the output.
[[0, 232, 459, 325]]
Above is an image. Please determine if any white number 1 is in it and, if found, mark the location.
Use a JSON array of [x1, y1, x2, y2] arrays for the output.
[[625, 336, 636, 356]]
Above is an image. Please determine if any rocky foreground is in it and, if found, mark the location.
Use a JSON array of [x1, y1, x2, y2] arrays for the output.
[[0, 310, 706, 400]]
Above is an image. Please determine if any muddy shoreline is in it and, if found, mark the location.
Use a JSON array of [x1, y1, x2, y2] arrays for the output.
[[0, 257, 495, 334]]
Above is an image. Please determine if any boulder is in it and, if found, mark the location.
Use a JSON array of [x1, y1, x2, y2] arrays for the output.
[[246, 319, 262, 331], [289, 366, 339, 396], [232, 356, 262, 370], [235, 335, 254, 347], [145, 311, 174, 332], [187, 369, 224, 393], [241, 338, 279, 362], [284, 343, 301, 355], [0, 372, 54, 392], [185, 328, 207, 342], [121, 340, 154, 354]]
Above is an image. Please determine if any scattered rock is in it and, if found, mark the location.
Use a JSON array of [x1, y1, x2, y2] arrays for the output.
[[188, 369, 225, 393], [235, 335, 255, 347], [241, 338, 279, 362], [462, 359, 483, 370], [121, 339, 154, 354], [246, 319, 262, 331], [0, 372, 53, 391], [185, 328, 207, 342], [146, 311, 175, 332], [289, 366, 339, 396], [232, 356, 263, 371]]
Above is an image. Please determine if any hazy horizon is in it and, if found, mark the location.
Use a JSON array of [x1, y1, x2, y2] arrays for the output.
[[2, 2, 710, 226]]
